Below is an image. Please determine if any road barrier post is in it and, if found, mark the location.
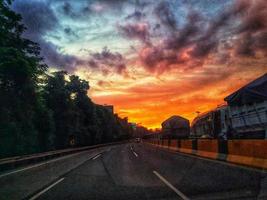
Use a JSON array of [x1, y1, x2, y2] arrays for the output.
[[217, 139, 228, 161], [192, 139, 198, 154], [177, 139, 181, 148], [192, 139, 198, 150]]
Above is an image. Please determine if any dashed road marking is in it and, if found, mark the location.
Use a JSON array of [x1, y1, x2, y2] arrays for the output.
[[29, 177, 65, 200], [92, 154, 101, 160], [153, 170, 190, 200], [132, 151, 138, 157]]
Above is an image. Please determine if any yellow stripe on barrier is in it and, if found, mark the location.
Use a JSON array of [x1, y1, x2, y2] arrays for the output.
[[196, 150, 218, 159], [228, 140, 267, 159], [179, 148, 193, 154], [198, 139, 218, 153], [144, 139, 267, 170], [169, 140, 178, 151], [180, 140, 192, 149], [162, 139, 169, 149]]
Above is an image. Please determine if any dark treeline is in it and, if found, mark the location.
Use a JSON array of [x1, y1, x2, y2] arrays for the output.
[[0, 0, 132, 158]]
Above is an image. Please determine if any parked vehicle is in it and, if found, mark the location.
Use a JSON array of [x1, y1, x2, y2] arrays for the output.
[[191, 73, 267, 139], [191, 105, 229, 139], [135, 138, 141, 143], [161, 115, 190, 139], [224, 73, 267, 139]]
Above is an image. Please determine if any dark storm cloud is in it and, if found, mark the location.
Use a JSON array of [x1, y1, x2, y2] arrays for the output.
[[139, 46, 177, 73], [61, 2, 89, 19], [189, 39, 218, 58], [117, 23, 150, 43], [82, 0, 127, 15], [10, 0, 267, 76], [12, 0, 83, 72], [153, 24, 160, 31], [100, 0, 127, 3], [153, 1, 177, 30], [234, 33, 255, 57], [236, 0, 267, 34], [189, 0, 267, 59], [136, 0, 267, 74], [12, 0, 57, 41], [187, 1, 249, 59], [64, 27, 78, 38], [255, 31, 267, 51], [125, 0, 150, 20], [233, 0, 267, 56], [41, 42, 81, 71], [125, 10, 145, 21], [62, 2, 71, 15], [138, 11, 203, 73], [88, 47, 127, 75], [165, 12, 202, 50]]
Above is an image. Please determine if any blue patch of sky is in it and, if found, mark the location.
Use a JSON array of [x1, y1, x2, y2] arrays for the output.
[[18, 0, 234, 58]]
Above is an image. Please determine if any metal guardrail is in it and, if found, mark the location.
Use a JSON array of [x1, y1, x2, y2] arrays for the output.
[[0, 141, 127, 171]]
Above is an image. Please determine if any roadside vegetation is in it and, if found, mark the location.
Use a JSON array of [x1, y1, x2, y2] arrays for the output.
[[0, 0, 132, 158]]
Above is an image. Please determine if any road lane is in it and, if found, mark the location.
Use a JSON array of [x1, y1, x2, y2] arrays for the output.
[[153, 170, 190, 200], [0, 145, 114, 200], [36, 143, 178, 200], [29, 178, 65, 200], [134, 143, 267, 199], [0, 152, 86, 178], [1, 142, 267, 200]]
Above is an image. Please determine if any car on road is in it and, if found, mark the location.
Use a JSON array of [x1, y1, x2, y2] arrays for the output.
[[135, 138, 141, 143]]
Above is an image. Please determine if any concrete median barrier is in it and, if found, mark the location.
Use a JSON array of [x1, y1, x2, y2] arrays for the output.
[[227, 140, 267, 169], [169, 139, 178, 151], [144, 138, 267, 170], [196, 139, 218, 159], [179, 139, 193, 154], [162, 139, 169, 149]]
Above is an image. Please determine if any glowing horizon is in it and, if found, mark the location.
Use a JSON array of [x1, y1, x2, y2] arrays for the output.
[[13, 0, 267, 129]]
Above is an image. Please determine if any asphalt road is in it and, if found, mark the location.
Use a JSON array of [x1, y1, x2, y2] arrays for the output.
[[1, 143, 267, 200]]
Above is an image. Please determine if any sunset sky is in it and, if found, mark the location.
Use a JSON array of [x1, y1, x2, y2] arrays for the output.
[[12, 0, 267, 129]]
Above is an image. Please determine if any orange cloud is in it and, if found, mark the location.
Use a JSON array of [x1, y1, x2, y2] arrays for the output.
[[90, 63, 266, 129]]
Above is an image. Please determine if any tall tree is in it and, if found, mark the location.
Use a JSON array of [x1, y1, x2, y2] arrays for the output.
[[67, 75, 96, 146], [0, 0, 132, 158], [0, 0, 53, 157], [43, 71, 73, 149]]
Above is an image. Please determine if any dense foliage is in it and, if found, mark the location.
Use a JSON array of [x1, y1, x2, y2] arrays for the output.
[[0, 0, 132, 158]]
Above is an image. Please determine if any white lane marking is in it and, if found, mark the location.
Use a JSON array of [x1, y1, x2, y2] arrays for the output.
[[92, 154, 101, 160], [0, 152, 83, 179], [153, 171, 190, 200], [132, 151, 138, 157], [130, 145, 138, 157], [29, 177, 65, 200]]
